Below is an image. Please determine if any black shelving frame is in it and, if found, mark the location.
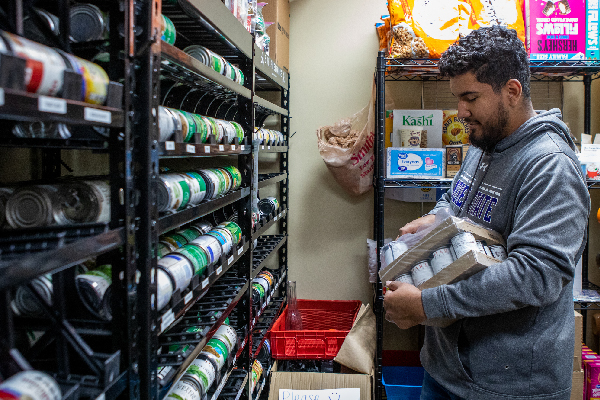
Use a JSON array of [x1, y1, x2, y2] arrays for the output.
[[374, 51, 600, 400]]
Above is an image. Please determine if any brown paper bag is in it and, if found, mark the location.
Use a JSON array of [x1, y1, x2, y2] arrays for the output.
[[334, 303, 376, 374]]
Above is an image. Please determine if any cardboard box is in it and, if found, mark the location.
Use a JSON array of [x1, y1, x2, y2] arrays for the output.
[[587, 0, 600, 59], [393, 110, 443, 148], [445, 144, 463, 178], [526, 0, 586, 60], [386, 148, 446, 179], [572, 368, 584, 400], [379, 216, 505, 284], [262, 0, 290, 72]]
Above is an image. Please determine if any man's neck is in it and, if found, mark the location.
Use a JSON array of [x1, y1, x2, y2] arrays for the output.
[[505, 102, 536, 137]]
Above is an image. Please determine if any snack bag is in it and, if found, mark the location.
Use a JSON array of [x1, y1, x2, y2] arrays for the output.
[[388, 0, 473, 58], [469, 0, 526, 45], [442, 110, 470, 146]]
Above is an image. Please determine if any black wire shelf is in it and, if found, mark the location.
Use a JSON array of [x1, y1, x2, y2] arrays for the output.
[[252, 235, 287, 278], [251, 208, 287, 240], [384, 178, 453, 189], [258, 173, 287, 189]]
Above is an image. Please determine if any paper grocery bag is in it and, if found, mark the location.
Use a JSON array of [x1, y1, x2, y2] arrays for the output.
[[334, 304, 376, 374]]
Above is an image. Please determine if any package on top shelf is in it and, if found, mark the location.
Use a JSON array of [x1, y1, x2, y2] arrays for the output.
[[525, 0, 586, 60], [262, 0, 290, 71], [392, 110, 443, 148], [578, 143, 600, 180]]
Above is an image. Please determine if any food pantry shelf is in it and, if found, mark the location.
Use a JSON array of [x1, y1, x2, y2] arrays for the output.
[[252, 209, 287, 240], [158, 141, 251, 158], [252, 235, 287, 278], [384, 178, 453, 189], [254, 96, 288, 116], [258, 173, 288, 189], [257, 144, 288, 153]]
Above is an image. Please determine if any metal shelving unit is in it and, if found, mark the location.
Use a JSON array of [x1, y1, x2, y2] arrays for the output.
[[374, 51, 600, 400]]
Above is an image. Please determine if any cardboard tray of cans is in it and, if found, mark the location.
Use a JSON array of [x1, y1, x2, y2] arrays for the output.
[[379, 216, 506, 288]]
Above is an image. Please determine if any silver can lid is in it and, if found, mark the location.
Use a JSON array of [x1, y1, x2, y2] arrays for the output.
[[5, 186, 58, 228], [69, 4, 107, 42]]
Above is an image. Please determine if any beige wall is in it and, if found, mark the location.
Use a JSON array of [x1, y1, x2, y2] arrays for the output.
[[288, 0, 600, 350]]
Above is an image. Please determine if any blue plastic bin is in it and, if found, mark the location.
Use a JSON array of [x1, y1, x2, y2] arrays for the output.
[[382, 366, 425, 400]]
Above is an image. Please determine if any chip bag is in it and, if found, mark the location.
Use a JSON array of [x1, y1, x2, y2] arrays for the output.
[[469, 0, 526, 45]]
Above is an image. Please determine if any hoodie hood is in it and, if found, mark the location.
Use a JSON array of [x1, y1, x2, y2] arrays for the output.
[[494, 108, 576, 153]]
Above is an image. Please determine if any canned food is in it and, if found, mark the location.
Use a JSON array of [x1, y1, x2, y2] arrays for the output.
[[69, 3, 108, 42], [252, 275, 271, 295], [158, 241, 176, 258], [197, 169, 220, 200], [183, 45, 212, 67], [5, 185, 62, 228], [201, 337, 228, 370], [161, 14, 177, 45], [411, 260, 434, 287], [190, 235, 222, 265], [13, 121, 71, 139], [23, 9, 60, 47], [214, 324, 237, 353], [158, 254, 194, 292], [58, 180, 111, 224], [251, 359, 263, 393], [157, 267, 174, 310], [166, 378, 201, 400], [178, 228, 200, 243], [162, 233, 189, 248], [257, 270, 274, 285], [59, 51, 109, 105], [157, 174, 190, 211], [223, 166, 242, 190], [430, 246, 455, 274], [181, 110, 198, 142], [258, 197, 279, 216], [185, 172, 207, 204], [178, 173, 203, 206], [214, 168, 232, 193], [394, 273, 414, 285], [232, 65, 244, 85], [217, 221, 241, 244], [75, 264, 112, 320], [0, 371, 61, 400], [252, 282, 266, 303], [175, 244, 208, 276], [199, 116, 213, 143], [11, 274, 52, 317], [191, 114, 208, 144], [381, 240, 409, 268], [205, 117, 223, 143], [475, 240, 488, 255], [1, 31, 66, 96], [450, 232, 479, 259], [205, 229, 232, 255], [230, 121, 245, 143], [159, 106, 176, 141], [185, 355, 217, 395], [488, 244, 508, 261], [192, 220, 213, 234]]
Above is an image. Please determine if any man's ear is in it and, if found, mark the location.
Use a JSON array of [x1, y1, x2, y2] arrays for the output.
[[504, 79, 523, 106]]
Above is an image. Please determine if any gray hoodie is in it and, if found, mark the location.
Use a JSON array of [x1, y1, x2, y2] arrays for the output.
[[422, 109, 590, 400]]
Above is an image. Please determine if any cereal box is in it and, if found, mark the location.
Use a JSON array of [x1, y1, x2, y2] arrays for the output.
[[526, 0, 586, 60], [393, 110, 443, 148], [442, 110, 470, 146], [445, 145, 464, 178], [587, 0, 600, 59]]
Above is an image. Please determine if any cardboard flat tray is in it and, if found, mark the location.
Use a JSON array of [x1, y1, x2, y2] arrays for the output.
[[380, 216, 505, 283], [417, 250, 499, 290]]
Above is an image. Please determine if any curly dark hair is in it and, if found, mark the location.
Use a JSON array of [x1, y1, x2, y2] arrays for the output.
[[439, 26, 530, 98]]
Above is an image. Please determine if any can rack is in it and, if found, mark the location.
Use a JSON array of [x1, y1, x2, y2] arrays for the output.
[[373, 51, 600, 400]]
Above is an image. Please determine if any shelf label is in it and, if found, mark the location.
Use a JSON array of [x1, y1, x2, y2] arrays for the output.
[[216, 266, 223, 275], [186, 144, 196, 153], [160, 309, 175, 332], [202, 278, 209, 289], [219, 145, 225, 151], [184, 292, 193, 304], [228, 255, 234, 265], [84, 107, 112, 124], [204, 146, 210, 153], [0, 88, 4, 106], [267, 146, 271, 150], [261, 146, 265, 150], [238, 247, 243, 255], [165, 141, 175, 150], [231, 145, 236, 151], [240, 145, 245, 151], [39, 96, 67, 114], [274, 215, 278, 221]]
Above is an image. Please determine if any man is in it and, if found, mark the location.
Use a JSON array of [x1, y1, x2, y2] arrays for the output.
[[383, 26, 590, 400]]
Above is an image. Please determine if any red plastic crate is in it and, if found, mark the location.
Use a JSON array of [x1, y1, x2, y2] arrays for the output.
[[268, 299, 362, 360]]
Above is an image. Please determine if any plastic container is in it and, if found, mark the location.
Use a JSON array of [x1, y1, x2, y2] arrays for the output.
[[381, 366, 425, 400], [269, 299, 361, 360]]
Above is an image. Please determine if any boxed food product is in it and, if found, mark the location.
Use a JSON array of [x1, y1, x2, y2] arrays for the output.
[[587, 0, 600, 59], [262, 0, 290, 71], [526, 0, 586, 60], [386, 148, 446, 179], [445, 144, 464, 178], [442, 110, 470, 146], [393, 110, 443, 148], [579, 144, 600, 180], [586, 361, 600, 400], [385, 110, 394, 148]]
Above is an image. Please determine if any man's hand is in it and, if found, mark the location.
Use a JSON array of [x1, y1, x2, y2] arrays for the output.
[[399, 214, 436, 237], [383, 281, 426, 329]]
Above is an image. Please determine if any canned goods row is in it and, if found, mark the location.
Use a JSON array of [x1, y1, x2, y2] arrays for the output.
[[157, 221, 243, 310], [250, 359, 264, 393], [0, 30, 110, 104], [257, 197, 280, 217], [167, 323, 238, 400], [1, 180, 110, 229], [156, 167, 242, 213], [252, 270, 275, 311], [184, 45, 244, 85], [159, 106, 245, 144], [253, 127, 284, 145], [0, 371, 62, 400], [393, 232, 508, 287]]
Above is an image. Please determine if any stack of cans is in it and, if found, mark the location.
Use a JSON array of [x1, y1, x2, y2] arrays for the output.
[[158, 106, 245, 144], [184, 45, 244, 85], [156, 167, 242, 213], [253, 127, 284, 145], [3, 180, 110, 229]]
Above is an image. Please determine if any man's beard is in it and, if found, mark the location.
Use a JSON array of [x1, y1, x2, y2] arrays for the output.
[[467, 103, 509, 153]]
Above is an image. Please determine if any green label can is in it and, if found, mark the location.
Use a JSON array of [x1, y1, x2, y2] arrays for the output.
[[161, 14, 177, 45], [185, 356, 217, 394], [175, 244, 208, 276], [166, 378, 201, 400]]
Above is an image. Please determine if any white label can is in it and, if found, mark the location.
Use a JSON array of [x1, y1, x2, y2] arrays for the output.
[[0, 371, 62, 400], [156, 268, 174, 310], [185, 356, 217, 394], [166, 377, 202, 400], [475, 240, 487, 254], [488, 244, 508, 261], [411, 260, 434, 287], [190, 235, 222, 265], [430, 246, 455, 274], [450, 232, 479, 259], [394, 273, 414, 285], [382, 240, 409, 267], [158, 254, 194, 292], [214, 324, 238, 354]]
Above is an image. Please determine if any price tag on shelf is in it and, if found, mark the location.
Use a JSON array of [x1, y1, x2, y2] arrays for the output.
[[39, 96, 67, 114], [0, 88, 5, 106], [204, 146, 210, 153], [240, 145, 245, 151], [274, 215, 278, 221], [216, 266, 222, 275], [184, 292, 193, 304], [231, 145, 236, 151], [160, 309, 175, 332], [228, 255, 234, 265], [238, 247, 243, 255], [84, 107, 112, 124], [219, 145, 224, 151], [261, 146, 265, 150], [267, 146, 271, 150], [202, 278, 209, 289], [186, 144, 196, 153], [165, 141, 175, 150]]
